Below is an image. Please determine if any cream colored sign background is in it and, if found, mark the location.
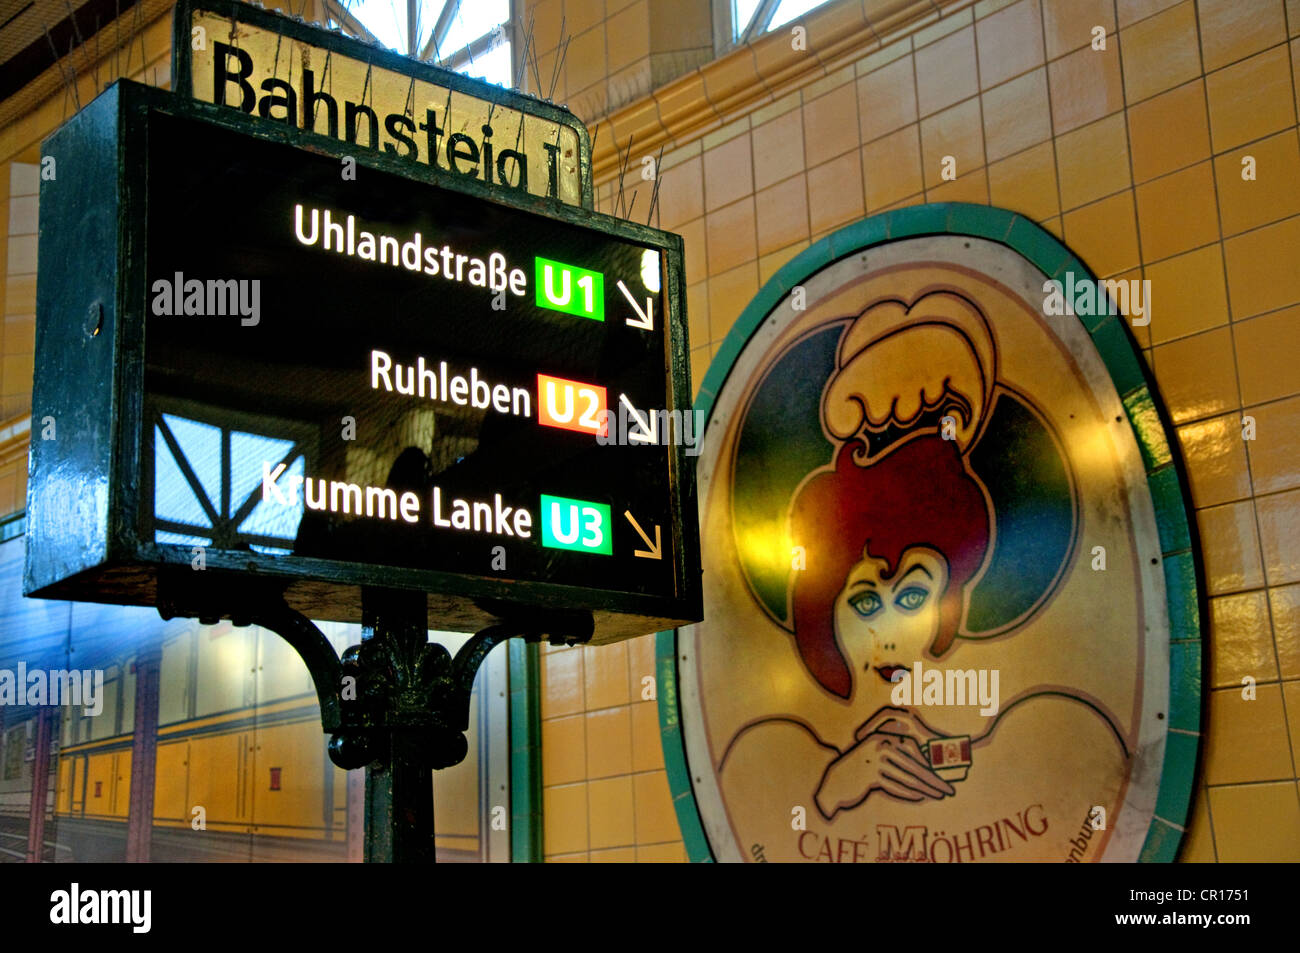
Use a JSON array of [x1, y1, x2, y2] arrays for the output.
[[679, 236, 1170, 863], [189, 11, 584, 206]]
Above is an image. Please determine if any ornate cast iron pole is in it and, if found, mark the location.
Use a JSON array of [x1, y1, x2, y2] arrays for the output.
[[159, 572, 593, 862]]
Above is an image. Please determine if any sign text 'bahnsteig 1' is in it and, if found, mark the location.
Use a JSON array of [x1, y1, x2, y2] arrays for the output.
[[190, 10, 584, 206]]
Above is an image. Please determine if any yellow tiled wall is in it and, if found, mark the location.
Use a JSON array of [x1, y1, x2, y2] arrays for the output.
[[531, 0, 1300, 862], [519, 0, 713, 119], [539, 635, 686, 861], [0, 4, 180, 522], [2, 163, 34, 426], [0, 162, 36, 515], [0, 0, 324, 524]]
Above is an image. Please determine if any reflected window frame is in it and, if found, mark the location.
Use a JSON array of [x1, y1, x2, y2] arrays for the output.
[[143, 395, 318, 554], [322, 0, 514, 88], [714, 0, 839, 52]]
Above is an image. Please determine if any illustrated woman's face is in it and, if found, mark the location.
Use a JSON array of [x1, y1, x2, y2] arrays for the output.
[[833, 546, 950, 698]]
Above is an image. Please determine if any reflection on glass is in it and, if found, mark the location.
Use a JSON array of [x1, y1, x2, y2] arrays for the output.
[[1, 529, 511, 863], [152, 412, 306, 552]]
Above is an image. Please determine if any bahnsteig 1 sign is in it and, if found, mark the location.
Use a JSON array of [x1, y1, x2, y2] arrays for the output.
[[25, 81, 701, 644], [172, 0, 591, 208]]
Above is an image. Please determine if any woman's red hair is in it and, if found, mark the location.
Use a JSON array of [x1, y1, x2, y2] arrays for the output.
[[788, 434, 990, 699]]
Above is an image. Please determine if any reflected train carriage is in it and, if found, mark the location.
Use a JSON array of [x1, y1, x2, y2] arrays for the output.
[[0, 522, 512, 862]]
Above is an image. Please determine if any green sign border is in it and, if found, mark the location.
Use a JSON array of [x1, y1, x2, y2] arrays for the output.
[[656, 202, 1207, 864]]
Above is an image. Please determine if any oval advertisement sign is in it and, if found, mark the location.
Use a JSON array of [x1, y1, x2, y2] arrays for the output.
[[661, 205, 1203, 864]]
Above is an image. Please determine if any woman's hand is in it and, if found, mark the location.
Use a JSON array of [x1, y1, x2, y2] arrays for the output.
[[814, 712, 955, 819], [853, 706, 934, 745]]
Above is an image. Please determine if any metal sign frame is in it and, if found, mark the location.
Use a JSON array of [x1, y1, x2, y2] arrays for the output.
[[170, 0, 595, 210], [26, 80, 701, 644]]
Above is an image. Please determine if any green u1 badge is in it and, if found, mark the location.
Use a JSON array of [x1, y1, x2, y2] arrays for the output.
[[535, 257, 604, 321]]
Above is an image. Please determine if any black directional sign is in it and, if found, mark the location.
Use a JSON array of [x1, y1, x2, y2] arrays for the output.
[[26, 81, 702, 642]]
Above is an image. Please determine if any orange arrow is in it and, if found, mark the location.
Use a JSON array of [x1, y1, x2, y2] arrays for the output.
[[623, 510, 663, 559]]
